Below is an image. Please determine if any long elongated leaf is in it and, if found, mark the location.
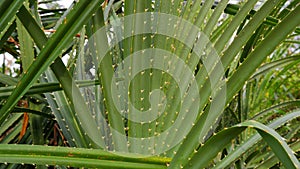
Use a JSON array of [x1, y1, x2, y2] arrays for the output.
[[257, 141, 300, 168], [0, 144, 169, 168], [0, 155, 166, 169], [1, 0, 299, 168], [170, 2, 300, 168], [17, 2, 45, 147], [250, 55, 300, 79], [214, 109, 300, 168], [87, 7, 127, 150], [0, 0, 106, 148], [0, 0, 102, 123], [0, 0, 25, 39], [185, 120, 300, 169], [0, 80, 100, 98], [14, 6, 92, 147]]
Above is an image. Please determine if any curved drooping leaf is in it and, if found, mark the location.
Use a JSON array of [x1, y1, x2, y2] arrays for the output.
[[251, 100, 300, 119], [256, 141, 300, 169], [251, 55, 300, 79], [214, 109, 300, 168], [185, 120, 300, 169]]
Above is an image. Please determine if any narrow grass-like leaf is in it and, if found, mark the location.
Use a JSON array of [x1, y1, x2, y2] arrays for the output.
[[17, 2, 45, 147], [184, 127, 245, 169], [0, 0, 25, 39], [15, 5, 91, 147], [16, 6, 48, 46], [185, 120, 300, 169], [0, 80, 100, 98], [0, 22, 16, 50], [226, 4, 300, 101], [214, 0, 259, 53], [257, 141, 300, 169], [41, 71, 87, 147], [223, 3, 300, 34], [11, 108, 53, 119], [0, 155, 166, 169], [175, 3, 280, 161], [0, 123, 22, 144], [170, 1, 282, 166], [214, 109, 300, 168], [0, 144, 169, 168], [0, 73, 19, 86], [87, 8, 127, 150], [2, 1, 106, 148], [251, 100, 300, 119], [251, 122, 300, 169], [0, 114, 22, 137], [0, 0, 103, 123], [250, 55, 300, 79]]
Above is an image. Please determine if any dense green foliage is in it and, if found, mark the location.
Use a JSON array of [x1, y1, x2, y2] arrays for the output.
[[0, 0, 299, 168]]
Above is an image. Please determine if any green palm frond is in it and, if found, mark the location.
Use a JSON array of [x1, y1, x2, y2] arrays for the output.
[[0, 0, 299, 168]]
